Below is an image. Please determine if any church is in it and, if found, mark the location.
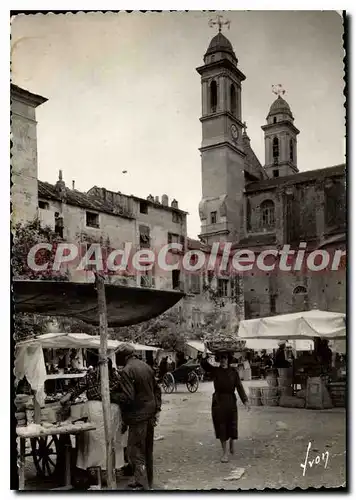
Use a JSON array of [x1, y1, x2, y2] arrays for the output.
[[10, 25, 346, 329], [195, 29, 346, 318]]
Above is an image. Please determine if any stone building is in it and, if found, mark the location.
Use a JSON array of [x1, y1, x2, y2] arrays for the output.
[[11, 81, 242, 334], [11, 84, 47, 225], [196, 32, 346, 317], [37, 176, 188, 289]]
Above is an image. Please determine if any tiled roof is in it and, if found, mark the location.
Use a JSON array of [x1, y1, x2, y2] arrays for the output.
[[38, 180, 134, 219], [243, 136, 267, 181], [233, 233, 277, 249], [245, 164, 345, 193], [187, 237, 210, 252], [11, 83, 48, 106]]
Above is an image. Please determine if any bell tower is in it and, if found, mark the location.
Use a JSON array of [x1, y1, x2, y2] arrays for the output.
[[197, 16, 246, 245], [262, 85, 300, 178]]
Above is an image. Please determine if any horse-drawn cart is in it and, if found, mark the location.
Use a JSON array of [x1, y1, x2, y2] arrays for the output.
[[162, 360, 200, 394]]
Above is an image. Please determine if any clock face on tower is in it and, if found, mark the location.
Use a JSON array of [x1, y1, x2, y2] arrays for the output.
[[231, 124, 238, 141]]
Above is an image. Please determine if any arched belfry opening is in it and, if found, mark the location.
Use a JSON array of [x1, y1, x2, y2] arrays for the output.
[[272, 137, 279, 161], [230, 84, 237, 116], [290, 139, 294, 162], [210, 80, 217, 113]]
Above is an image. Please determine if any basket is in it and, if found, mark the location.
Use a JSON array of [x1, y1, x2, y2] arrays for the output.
[[205, 338, 245, 354], [249, 386, 262, 406], [261, 387, 279, 406], [41, 403, 70, 424]]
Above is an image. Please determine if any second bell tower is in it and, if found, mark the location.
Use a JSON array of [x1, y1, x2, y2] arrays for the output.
[[197, 24, 247, 245]]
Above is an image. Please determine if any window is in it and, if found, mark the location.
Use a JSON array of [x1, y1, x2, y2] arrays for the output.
[[230, 84, 237, 116], [38, 200, 49, 210], [270, 293, 277, 314], [54, 213, 64, 238], [217, 279, 228, 297], [293, 285, 307, 295], [190, 274, 201, 294], [273, 117, 277, 124], [168, 232, 180, 244], [139, 225, 150, 248], [272, 137, 279, 160], [86, 211, 99, 228], [211, 211, 217, 224], [140, 201, 148, 214], [172, 211, 182, 224], [192, 308, 201, 327], [141, 268, 154, 288], [230, 277, 241, 298], [210, 80, 217, 113], [172, 269, 181, 290], [290, 139, 294, 162], [260, 200, 275, 228], [273, 169, 279, 178]]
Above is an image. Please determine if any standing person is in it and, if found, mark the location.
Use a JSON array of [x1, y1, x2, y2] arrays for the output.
[[60, 358, 125, 485], [274, 342, 291, 371], [158, 356, 168, 381], [200, 349, 250, 463], [116, 344, 161, 491]]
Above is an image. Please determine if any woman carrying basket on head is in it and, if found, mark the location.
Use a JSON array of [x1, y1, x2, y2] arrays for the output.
[[201, 346, 250, 463]]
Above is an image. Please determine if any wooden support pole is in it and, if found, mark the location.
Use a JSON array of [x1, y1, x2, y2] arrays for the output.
[[95, 273, 116, 489]]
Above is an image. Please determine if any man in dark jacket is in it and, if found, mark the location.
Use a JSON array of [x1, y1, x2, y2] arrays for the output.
[[274, 342, 291, 369], [116, 344, 161, 491]]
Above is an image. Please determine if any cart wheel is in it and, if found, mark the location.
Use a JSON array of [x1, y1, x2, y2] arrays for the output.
[[31, 435, 59, 478], [187, 371, 199, 393], [162, 373, 175, 394]]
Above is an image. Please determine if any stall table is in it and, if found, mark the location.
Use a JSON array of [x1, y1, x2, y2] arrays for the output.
[[17, 421, 96, 491]]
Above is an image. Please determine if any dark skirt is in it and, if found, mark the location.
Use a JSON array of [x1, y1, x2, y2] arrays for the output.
[[211, 392, 238, 441]]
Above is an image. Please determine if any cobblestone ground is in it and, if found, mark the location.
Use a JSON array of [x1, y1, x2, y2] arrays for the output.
[[154, 381, 346, 491], [22, 380, 346, 491]]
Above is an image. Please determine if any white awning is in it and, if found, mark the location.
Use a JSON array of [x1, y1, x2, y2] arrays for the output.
[[238, 310, 346, 340]]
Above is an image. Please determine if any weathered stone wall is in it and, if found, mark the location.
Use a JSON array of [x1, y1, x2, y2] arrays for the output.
[[11, 98, 39, 224]]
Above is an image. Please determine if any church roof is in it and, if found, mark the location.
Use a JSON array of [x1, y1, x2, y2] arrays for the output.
[[205, 32, 236, 59], [268, 95, 293, 117], [245, 164, 345, 193]]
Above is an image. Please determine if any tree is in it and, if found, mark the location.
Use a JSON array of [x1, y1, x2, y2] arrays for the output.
[[112, 308, 189, 351], [14, 313, 51, 342], [13, 218, 70, 341], [12, 218, 69, 281]]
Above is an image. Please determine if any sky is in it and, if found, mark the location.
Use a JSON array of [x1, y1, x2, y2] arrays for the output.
[[11, 11, 345, 238]]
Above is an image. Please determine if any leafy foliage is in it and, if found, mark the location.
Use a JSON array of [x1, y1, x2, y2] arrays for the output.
[[112, 308, 190, 351], [55, 316, 97, 336], [13, 219, 70, 342], [12, 218, 69, 281], [14, 313, 51, 342]]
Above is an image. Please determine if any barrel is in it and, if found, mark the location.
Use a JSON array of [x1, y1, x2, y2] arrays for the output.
[[278, 368, 293, 379], [249, 386, 262, 406], [278, 385, 293, 397], [266, 370, 278, 387], [277, 367, 293, 394], [328, 382, 345, 408], [261, 387, 279, 406]]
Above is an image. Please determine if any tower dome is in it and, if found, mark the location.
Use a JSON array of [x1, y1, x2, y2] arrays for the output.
[[268, 95, 293, 119], [204, 32, 237, 62]]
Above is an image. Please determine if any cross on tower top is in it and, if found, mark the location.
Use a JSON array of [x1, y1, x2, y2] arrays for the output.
[[208, 14, 231, 33], [242, 122, 247, 134], [272, 84, 286, 97]]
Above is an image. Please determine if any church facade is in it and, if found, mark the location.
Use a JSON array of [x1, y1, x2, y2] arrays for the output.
[[196, 32, 346, 318]]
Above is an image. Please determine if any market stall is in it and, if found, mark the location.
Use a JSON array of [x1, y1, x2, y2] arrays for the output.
[[13, 278, 184, 490], [237, 310, 346, 410], [185, 340, 211, 360]]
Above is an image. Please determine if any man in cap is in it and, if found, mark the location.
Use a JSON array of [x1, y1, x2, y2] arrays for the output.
[[274, 341, 291, 369], [116, 343, 161, 491]]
